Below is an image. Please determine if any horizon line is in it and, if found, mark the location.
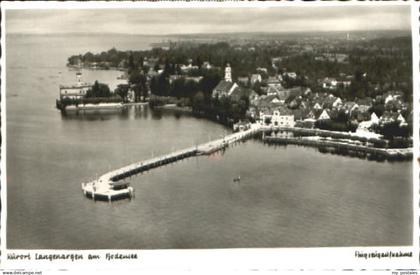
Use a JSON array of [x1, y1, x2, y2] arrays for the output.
[[6, 29, 411, 36]]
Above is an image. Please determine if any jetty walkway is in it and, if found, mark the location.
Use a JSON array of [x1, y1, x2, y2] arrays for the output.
[[81, 125, 261, 201]]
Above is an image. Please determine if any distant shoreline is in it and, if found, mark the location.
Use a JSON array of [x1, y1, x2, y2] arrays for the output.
[[7, 29, 411, 37], [62, 101, 149, 111], [153, 104, 193, 113]]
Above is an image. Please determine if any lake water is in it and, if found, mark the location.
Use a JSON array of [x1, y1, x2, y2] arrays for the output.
[[6, 34, 413, 249]]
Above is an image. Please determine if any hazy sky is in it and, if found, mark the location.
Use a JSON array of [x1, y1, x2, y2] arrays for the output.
[[6, 5, 411, 35]]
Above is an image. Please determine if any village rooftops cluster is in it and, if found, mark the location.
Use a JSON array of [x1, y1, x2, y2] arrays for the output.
[[211, 65, 411, 135]]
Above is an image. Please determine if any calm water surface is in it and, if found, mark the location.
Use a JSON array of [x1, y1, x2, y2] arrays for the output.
[[6, 34, 413, 249]]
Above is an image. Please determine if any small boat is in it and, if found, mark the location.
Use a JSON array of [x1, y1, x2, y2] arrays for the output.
[[233, 176, 241, 182]]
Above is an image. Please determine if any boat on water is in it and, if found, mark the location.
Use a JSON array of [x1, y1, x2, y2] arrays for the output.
[[233, 176, 241, 182]]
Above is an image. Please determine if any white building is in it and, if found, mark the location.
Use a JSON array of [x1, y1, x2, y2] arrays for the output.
[[259, 108, 295, 128], [212, 64, 239, 98], [384, 92, 404, 104], [379, 112, 407, 127], [322, 78, 338, 89], [284, 72, 297, 79], [225, 63, 232, 82], [332, 97, 343, 109], [180, 64, 199, 73], [357, 113, 379, 133], [256, 67, 268, 74], [313, 102, 322, 110], [384, 94, 394, 104], [397, 114, 408, 126], [127, 90, 135, 103], [59, 73, 92, 100], [272, 110, 295, 128], [318, 109, 331, 120], [202, 61, 212, 70], [212, 82, 238, 98], [250, 74, 262, 85], [370, 112, 380, 124]]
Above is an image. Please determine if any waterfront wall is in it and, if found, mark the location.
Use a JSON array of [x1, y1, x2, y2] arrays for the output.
[[261, 126, 385, 144], [263, 136, 412, 160]]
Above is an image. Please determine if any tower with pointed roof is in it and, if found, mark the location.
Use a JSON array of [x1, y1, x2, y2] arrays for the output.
[[225, 63, 232, 82]]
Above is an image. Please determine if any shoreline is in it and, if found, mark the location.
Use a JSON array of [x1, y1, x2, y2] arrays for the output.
[[152, 104, 193, 113], [260, 125, 386, 143], [123, 102, 149, 106], [260, 126, 412, 160], [67, 64, 126, 71], [60, 101, 413, 151], [60, 101, 148, 112], [61, 103, 413, 156], [64, 102, 124, 111]]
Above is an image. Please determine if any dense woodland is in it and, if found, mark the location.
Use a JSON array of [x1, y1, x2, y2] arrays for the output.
[[68, 35, 412, 102]]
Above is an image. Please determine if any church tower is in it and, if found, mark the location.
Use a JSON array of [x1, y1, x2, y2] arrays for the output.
[[225, 63, 232, 82]]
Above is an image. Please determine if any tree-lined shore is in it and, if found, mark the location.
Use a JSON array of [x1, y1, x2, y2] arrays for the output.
[[64, 31, 413, 144]]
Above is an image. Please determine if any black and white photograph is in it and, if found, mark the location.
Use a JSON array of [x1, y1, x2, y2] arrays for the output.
[[1, 1, 418, 272]]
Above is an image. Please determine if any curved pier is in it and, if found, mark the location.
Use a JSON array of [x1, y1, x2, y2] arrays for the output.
[[81, 126, 261, 201]]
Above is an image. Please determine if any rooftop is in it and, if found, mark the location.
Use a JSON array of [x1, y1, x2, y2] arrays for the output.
[[59, 83, 92, 89], [214, 80, 235, 93]]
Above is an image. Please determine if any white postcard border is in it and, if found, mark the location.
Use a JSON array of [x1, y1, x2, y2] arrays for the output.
[[0, 0, 418, 271]]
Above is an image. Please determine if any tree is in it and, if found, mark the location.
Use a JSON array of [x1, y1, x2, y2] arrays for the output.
[[150, 76, 159, 95], [171, 78, 186, 98], [378, 121, 410, 139], [253, 81, 263, 95], [236, 96, 250, 117], [139, 56, 144, 69], [128, 53, 136, 74], [184, 80, 199, 98], [175, 64, 182, 75], [129, 71, 148, 101], [199, 69, 222, 98], [370, 103, 385, 117], [86, 81, 111, 98], [83, 52, 95, 63], [115, 84, 129, 101], [192, 91, 205, 111], [150, 73, 170, 97], [335, 110, 349, 123]]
